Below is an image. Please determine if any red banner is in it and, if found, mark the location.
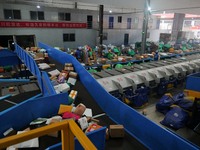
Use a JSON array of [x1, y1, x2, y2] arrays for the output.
[[0, 21, 87, 28], [190, 26, 200, 30]]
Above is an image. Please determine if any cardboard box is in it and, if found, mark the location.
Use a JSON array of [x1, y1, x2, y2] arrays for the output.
[[31, 47, 38, 52], [65, 63, 73, 67], [86, 123, 102, 133], [64, 67, 74, 71], [109, 125, 124, 138], [67, 77, 77, 85], [54, 83, 70, 93], [69, 90, 78, 102], [49, 64, 56, 67], [78, 117, 89, 130], [135, 54, 142, 60], [48, 69, 60, 76], [9, 87, 15, 92], [58, 104, 73, 115], [34, 53, 44, 59], [69, 71, 78, 79]]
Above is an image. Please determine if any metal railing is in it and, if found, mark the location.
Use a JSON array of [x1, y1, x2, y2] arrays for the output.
[[0, 119, 97, 150]]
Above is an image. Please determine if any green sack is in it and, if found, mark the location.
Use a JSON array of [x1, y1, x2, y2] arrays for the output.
[[88, 69, 97, 73], [115, 64, 123, 69], [126, 62, 132, 67]]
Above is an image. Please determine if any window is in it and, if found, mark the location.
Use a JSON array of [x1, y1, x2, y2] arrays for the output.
[[159, 20, 173, 30], [63, 34, 75, 42], [127, 18, 132, 29], [184, 20, 192, 26], [109, 16, 114, 29], [30, 11, 44, 20], [4, 9, 21, 19], [118, 16, 122, 23], [87, 15, 93, 29], [65, 13, 71, 21], [38, 11, 45, 20], [58, 13, 71, 21]]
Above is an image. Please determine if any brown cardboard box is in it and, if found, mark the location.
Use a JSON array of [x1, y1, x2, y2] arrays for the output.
[[109, 125, 124, 138], [69, 71, 78, 79], [142, 54, 148, 58], [135, 54, 142, 60], [9, 87, 15, 92], [64, 66, 74, 71], [31, 47, 38, 52], [49, 64, 56, 67], [126, 56, 132, 61], [35, 53, 44, 58], [65, 63, 73, 67]]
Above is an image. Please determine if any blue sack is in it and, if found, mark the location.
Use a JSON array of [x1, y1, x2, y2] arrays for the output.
[[173, 92, 193, 111], [124, 87, 148, 107], [173, 92, 185, 103], [156, 95, 174, 114], [160, 107, 189, 130], [176, 99, 193, 112]]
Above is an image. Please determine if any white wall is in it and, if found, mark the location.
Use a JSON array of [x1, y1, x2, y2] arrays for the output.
[[0, 28, 97, 48], [103, 13, 145, 29], [148, 29, 170, 42], [103, 29, 142, 45], [0, 3, 163, 48]]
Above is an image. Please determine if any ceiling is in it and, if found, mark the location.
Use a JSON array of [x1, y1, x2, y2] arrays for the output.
[[2, 0, 200, 15]]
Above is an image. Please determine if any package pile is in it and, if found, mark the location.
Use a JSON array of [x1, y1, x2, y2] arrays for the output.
[[4, 99, 125, 149], [3, 102, 103, 149], [49, 63, 78, 95]]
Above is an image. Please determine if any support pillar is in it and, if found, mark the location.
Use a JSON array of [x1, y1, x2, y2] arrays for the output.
[[141, 0, 150, 54], [99, 5, 104, 46], [171, 13, 185, 42]]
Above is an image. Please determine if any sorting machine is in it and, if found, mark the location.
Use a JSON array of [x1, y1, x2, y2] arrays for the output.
[[91, 54, 200, 107]]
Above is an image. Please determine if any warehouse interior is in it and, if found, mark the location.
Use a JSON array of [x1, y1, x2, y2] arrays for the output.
[[0, 0, 200, 150]]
